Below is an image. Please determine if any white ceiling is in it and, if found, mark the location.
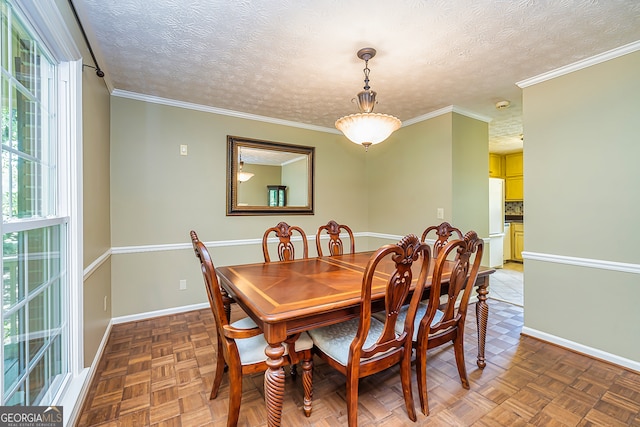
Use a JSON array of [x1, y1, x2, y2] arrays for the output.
[[72, 0, 640, 154]]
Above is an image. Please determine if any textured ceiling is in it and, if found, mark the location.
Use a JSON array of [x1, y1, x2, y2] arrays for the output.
[[72, 0, 640, 154]]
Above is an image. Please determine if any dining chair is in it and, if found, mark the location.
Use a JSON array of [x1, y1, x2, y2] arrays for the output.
[[315, 220, 355, 256], [262, 221, 309, 262], [308, 234, 431, 426], [262, 221, 310, 378], [190, 230, 314, 426], [421, 221, 463, 258], [408, 230, 484, 415]]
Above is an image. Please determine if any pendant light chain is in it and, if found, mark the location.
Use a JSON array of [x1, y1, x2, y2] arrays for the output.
[[363, 59, 371, 91]]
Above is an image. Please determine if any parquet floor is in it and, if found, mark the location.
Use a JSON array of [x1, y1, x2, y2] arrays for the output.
[[76, 300, 640, 426]]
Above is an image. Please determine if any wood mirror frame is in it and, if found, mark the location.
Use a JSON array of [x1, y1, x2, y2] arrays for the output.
[[226, 136, 315, 216]]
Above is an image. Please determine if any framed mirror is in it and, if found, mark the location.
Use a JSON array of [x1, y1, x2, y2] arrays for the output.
[[226, 136, 315, 215]]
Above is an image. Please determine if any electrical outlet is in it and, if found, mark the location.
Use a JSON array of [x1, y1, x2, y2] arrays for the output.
[[437, 208, 444, 219], [179, 279, 187, 290], [103, 296, 107, 312]]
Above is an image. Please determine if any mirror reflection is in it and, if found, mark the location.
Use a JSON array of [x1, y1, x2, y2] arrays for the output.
[[227, 136, 315, 215]]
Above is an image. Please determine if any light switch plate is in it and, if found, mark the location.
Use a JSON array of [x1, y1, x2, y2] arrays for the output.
[[437, 208, 444, 219], [180, 144, 188, 156]]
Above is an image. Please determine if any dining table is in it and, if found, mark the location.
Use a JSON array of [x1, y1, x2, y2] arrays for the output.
[[215, 251, 495, 427]]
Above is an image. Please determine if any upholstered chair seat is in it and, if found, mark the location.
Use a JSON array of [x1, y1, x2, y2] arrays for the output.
[[309, 317, 392, 366], [308, 234, 431, 426], [373, 302, 444, 341], [232, 317, 313, 365], [190, 230, 314, 426]]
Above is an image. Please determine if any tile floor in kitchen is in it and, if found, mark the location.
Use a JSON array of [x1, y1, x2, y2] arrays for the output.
[[488, 260, 523, 306]]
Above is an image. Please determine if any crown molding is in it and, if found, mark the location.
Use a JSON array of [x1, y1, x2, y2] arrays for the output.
[[402, 105, 492, 127], [112, 89, 493, 133], [517, 40, 640, 88], [112, 89, 340, 134]]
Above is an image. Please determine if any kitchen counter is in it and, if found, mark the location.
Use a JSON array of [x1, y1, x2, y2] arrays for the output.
[[505, 214, 523, 223]]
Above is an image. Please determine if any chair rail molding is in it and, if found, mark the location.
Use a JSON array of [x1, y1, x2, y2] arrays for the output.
[[522, 251, 640, 275], [108, 232, 465, 256], [83, 249, 112, 280]]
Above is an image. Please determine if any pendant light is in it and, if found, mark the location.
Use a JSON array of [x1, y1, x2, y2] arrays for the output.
[[238, 148, 254, 182], [335, 48, 401, 151]]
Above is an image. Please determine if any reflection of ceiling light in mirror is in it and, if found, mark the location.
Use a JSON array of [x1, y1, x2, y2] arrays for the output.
[[335, 48, 401, 151], [238, 160, 254, 182]]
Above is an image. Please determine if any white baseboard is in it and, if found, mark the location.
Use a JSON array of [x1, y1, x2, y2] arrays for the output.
[[112, 302, 210, 324], [72, 302, 210, 424], [521, 326, 640, 373], [59, 368, 88, 427], [63, 319, 113, 426]]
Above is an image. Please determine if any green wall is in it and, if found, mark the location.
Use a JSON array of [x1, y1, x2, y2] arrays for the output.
[[367, 114, 454, 236], [103, 50, 640, 369], [237, 164, 281, 206], [522, 50, 640, 363], [109, 101, 490, 317], [452, 113, 489, 238], [282, 158, 308, 206], [109, 98, 370, 316], [367, 112, 488, 243]]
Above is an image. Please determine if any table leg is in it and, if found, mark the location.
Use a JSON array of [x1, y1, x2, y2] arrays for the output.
[[475, 276, 489, 369], [264, 343, 285, 427]]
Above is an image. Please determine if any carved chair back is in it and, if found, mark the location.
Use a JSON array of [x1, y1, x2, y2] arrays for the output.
[[262, 221, 309, 262], [315, 220, 355, 256], [355, 234, 431, 368], [414, 230, 484, 415], [191, 230, 230, 331], [191, 230, 314, 423], [421, 221, 463, 258], [309, 234, 431, 426]]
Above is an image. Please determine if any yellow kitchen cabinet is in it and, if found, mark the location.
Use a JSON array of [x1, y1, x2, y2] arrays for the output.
[[506, 176, 523, 200], [511, 222, 524, 261], [489, 153, 503, 177], [505, 151, 523, 200], [505, 152, 523, 176]]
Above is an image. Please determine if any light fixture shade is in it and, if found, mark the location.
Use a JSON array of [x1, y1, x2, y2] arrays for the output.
[[238, 160, 254, 182], [238, 171, 254, 182], [335, 48, 401, 150], [335, 112, 401, 148]]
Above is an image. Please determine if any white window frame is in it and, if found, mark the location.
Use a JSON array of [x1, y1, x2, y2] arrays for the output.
[[3, 0, 83, 412]]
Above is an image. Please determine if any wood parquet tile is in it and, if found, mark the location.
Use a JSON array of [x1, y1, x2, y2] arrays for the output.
[[76, 301, 640, 426]]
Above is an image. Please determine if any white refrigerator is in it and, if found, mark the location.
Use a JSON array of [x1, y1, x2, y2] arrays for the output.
[[489, 178, 505, 268]]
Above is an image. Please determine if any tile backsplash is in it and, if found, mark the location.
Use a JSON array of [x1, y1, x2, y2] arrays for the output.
[[505, 201, 524, 215]]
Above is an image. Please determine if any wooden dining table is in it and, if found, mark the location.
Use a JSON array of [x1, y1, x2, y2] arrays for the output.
[[216, 251, 494, 427]]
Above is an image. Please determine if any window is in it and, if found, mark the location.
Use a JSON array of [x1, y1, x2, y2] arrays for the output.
[[1, 0, 79, 406]]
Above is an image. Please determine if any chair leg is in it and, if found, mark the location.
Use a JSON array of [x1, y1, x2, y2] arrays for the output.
[[345, 369, 360, 427], [416, 344, 430, 416], [301, 356, 313, 416], [400, 349, 417, 422], [227, 364, 243, 427], [210, 337, 226, 400], [453, 330, 470, 389]]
